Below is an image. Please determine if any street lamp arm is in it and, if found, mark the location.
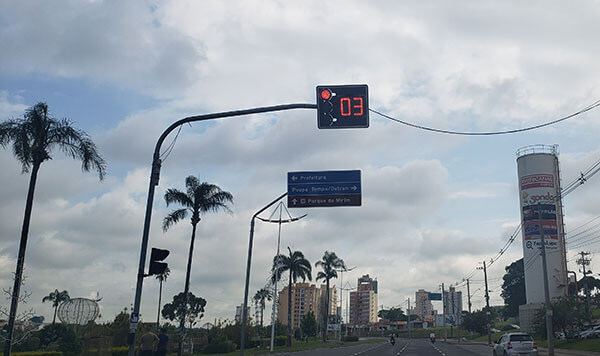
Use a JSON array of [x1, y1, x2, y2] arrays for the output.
[[256, 214, 307, 223], [154, 103, 317, 160]]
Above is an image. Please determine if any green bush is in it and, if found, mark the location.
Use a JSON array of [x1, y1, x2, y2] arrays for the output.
[[203, 341, 237, 354], [13, 352, 62, 356], [274, 335, 287, 346], [110, 346, 129, 356], [343, 335, 359, 342]]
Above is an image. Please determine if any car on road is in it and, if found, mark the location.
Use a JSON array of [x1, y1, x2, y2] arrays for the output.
[[492, 332, 538, 356]]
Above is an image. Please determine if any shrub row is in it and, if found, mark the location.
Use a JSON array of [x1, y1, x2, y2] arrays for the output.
[[342, 335, 359, 342], [13, 352, 62, 356], [203, 341, 237, 354]]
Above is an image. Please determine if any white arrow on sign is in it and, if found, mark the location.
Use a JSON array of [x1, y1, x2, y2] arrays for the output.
[[292, 199, 298, 205]]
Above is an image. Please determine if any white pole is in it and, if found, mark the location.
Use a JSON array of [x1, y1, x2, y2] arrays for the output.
[[269, 205, 283, 352]]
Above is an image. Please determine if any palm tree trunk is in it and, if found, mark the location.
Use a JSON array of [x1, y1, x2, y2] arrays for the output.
[[157, 279, 163, 329], [287, 278, 292, 347], [4, 162, 40, 356], [178, 221, 198, 356], [53, 304, 58, 325], [323, 279, 330, 342]]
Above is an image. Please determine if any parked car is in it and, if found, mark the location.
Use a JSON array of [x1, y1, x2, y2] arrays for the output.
[[492, 333, 538, 356], [579, 325, 600, 339]]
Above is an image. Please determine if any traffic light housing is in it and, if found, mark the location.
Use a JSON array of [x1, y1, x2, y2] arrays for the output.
[[148, 247, 169, 276], [317, 84, 369, 129]]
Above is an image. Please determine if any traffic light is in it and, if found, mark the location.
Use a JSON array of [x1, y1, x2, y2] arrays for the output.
[[316, 84, 369, 129], [148, 247, 169, 276]]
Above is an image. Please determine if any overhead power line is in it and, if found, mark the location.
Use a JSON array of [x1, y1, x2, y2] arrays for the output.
[[370, 99, 600, 136]]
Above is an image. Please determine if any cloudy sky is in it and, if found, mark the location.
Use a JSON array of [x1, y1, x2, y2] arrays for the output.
[[1, 0, 600, 326]]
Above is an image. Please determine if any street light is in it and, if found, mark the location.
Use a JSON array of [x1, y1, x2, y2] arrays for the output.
[[337, 266, 356, 342], [256, 202, 306, 351], [125, 103, 316, 356]]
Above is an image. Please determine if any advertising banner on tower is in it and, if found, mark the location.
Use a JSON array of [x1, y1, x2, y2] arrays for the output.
[[516, 148, 568, 304]]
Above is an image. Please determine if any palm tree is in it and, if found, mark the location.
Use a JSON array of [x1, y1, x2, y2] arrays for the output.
[[162, 175, 233, 356], [315, 251, 345, 342], [253, 288, 272, 334], [1, 102, 105, 354], [42, 289, 70, 325], [155, 267, 170, 329], [271, 247, 312, 347]]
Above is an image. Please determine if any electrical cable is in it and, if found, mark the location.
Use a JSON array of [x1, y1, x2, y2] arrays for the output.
[[567, 214, 600, 235], [369, 99, 600, 136]]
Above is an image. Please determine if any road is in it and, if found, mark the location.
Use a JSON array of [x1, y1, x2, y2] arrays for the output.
[[278, 338, 492, 356]]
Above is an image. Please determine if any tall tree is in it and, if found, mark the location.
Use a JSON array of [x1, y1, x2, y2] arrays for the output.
[[42, 290, 70, 325], [500, 258, 526, 318], [252, 288, 272, 333], [1, 102, 105, 356], [300, 311, 317, 342], [155, 267, 170, 329], [315, 251, 345, 342], [378, 307, 407, 322], [162, 292, 206, 330], [271, 247, 312, 347], [162, 175, 232, 356]]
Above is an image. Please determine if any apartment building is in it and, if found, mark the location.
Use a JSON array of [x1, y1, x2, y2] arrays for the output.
[[277, 283, 321, 329], [349, 275, 378, 326], [443, 286, 463, 325], [415, 289, 433, 320]]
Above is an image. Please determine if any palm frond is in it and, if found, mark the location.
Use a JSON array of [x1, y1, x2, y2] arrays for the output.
[[196, 183, 234, 214], [164, 189, 193, 208], [162, 208, 189, 232], [50, 119, 106, 180], [185, 175, 201, 196]]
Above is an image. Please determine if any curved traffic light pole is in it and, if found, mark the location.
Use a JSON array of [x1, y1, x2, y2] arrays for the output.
[[128, 103, 316, 356]]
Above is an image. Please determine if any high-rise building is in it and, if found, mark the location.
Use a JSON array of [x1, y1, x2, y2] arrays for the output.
[[349, 275, 378, 326], [235, 304, 250, 324], [319, 285, 338, 321], [415, 289, 433, 320], [443, 286, 463, 325], [277, 283, 321, 329]]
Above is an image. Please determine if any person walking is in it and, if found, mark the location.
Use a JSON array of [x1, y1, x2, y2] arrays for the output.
[[139, 330, 159, 356], [156, 328, 169, 356]]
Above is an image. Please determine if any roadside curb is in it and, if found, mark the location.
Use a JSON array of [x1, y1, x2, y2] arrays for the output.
[[537, 348, 600, 356]]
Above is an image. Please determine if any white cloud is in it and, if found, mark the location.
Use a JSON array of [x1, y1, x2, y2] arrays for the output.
[[2, 0, 600, 325]]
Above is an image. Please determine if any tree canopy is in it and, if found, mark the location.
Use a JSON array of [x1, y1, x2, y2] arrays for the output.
[[162, 292, 207, 328], [500, 258, 526, 317]]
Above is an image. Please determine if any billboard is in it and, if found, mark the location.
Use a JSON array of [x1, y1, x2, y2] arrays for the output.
[[516, 146, 568, 303]]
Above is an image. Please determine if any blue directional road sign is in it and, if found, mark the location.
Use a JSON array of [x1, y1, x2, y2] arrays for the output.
[[287, 170, 361, 208], [428, 293, 442, 301]]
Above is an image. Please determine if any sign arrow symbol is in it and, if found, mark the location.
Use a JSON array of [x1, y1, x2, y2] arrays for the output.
[[292, 176, 298, 181], [292, 199, 298, 205]]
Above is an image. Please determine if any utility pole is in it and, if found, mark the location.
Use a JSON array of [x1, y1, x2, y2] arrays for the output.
[[478, 261, 491, 345], [466, 279, 472, 313], [576, 251, 592, 318], [538, 202, 554, 356], [407, 298, 411, 339], [441, 283, 447, 342]]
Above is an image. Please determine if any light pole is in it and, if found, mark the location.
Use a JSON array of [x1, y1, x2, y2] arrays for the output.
[[126, 103, 316, 356], [337, 266, 356, 342], [256, 202, 306, 352]]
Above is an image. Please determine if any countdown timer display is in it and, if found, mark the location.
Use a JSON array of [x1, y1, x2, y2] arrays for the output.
[[316, 84, 369, 129]]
